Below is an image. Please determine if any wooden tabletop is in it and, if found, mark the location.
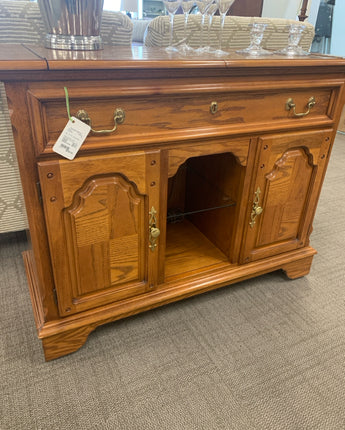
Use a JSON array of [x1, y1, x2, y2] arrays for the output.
[[0, 44, 345, 75], [0, 44, 47, 70]]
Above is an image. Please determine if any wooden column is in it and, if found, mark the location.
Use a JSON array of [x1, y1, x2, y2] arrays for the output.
[[298, 0, 309, 21]]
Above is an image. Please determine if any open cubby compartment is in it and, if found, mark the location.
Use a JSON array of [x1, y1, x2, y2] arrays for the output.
[[165, 152, 243, 279]]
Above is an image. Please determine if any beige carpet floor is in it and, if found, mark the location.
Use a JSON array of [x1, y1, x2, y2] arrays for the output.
[[1, 134, 345, 430]]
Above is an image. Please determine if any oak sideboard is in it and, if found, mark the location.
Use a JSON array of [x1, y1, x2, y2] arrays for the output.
[[1, 45, 345, 360]]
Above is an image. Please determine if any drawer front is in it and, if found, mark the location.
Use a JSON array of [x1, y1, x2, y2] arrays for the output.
[[27, 81, 339, 155]]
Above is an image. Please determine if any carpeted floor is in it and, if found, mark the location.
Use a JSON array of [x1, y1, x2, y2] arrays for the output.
[[1, 134, 345, 430]]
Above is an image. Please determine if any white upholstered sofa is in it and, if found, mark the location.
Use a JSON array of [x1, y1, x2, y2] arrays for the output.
[[143, 15, 314, 50], [0, 0, 133, 233]]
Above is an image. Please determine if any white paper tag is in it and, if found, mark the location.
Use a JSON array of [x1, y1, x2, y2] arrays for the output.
[[53, 117, 91, 160]]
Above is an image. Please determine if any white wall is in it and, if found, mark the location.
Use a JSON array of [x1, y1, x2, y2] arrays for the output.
[[262, 0, 317, 21], [308, 0, 321, 26], [262, 0, 301, 19], [330, 0, 345, 57], [103, 0, 121, 11]]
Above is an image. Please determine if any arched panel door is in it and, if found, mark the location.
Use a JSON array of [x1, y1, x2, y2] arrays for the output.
[[38, 151, 162, 316], [64, 174, 146, 297], [240, 130, 332, 264]]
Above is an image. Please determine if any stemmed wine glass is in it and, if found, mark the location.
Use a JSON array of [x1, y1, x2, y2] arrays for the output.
[[214, 0, 235, 57], [163, 0, 182, 52], [275, 24, 309, 56], [204, 2, 218, 52], [236, 23, 272, 56], [178, 0, 195, 54], [195, 0, 214, 54]]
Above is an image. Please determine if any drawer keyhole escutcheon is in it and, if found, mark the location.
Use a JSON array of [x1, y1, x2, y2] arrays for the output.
[[210, 101, 218, 114], [76, 108, 125, 134], [250, 187, 263, 228], [285, 96, 315, 118], [149, 207, 160, 251]]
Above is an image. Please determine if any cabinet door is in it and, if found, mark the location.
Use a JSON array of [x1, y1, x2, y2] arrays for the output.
[[240, 130, 332, 263], [38, 151, 162, 316]]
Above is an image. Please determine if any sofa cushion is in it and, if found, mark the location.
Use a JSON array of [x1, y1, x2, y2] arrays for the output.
[[132, 19, 151, 43], [0, 0, 133, 46], [144, 15, 315, 51], [100, 10, 133, 46], [0, 0, 45, 44]]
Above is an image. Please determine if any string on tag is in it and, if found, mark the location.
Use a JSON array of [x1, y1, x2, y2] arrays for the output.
[[64, 87, 74, 123]]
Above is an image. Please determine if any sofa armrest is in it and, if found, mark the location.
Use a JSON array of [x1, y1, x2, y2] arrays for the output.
[[101, 11, 133, 46], [0, 0, 45, 45], [132, 19, 152, 44], [0, 83, 28, 233]]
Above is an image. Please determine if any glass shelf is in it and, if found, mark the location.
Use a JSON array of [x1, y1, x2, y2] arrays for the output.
[[167, 201, 236, 223], [167, 159, 236, 224]]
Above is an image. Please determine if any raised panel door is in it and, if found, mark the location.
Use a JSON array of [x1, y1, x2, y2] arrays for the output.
[[38, 151, 162, 316], [240, 130, 332, 263]]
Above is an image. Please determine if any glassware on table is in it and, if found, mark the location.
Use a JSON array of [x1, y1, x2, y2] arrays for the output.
[[178, 0, 195, 55], [275, 24, 309, 56], [214, 0, 235, 57], [195, 0, 214, 54], [163, 0, 182, 52], [204, 2, 218, 53], [236, 23, 272, 56]]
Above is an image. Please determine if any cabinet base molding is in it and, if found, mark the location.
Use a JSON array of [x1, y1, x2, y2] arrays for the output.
[[41, 326, 97, 362], [282, 255, 315, 279], [24, 247, 316, 361]]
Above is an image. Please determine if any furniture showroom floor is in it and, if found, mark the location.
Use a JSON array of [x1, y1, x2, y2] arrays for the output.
[[1, 133, 345, 429]]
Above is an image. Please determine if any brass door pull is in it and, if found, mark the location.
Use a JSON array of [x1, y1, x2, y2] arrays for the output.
[[149, 207, 160, 251], [286, 96, 315, 117], [250, 187, 263, 228], [76, 108, 125, 134]]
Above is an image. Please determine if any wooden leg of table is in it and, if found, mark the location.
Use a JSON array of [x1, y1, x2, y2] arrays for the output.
[[281, 255, 314, 279], [41, 325, 96, 361]]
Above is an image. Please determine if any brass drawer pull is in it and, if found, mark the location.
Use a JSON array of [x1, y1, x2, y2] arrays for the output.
[[76, 108, 125, 134], [250, 187, 263, 228], [286, 96, 316, 118]]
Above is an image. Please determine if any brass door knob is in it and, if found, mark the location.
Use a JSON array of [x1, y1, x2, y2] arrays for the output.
[[150, 226, 161, 239], [149, 206, 160, 251], [250, 187, 263, 228], [255, 206, 263, 216]]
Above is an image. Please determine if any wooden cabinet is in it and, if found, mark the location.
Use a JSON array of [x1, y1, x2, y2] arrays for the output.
[[2, 46, 345, 361]]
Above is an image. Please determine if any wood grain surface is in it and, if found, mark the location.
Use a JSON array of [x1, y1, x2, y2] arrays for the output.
[[4, 45, 345, 360]]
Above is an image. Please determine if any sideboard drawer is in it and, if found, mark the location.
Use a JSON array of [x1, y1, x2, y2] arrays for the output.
[[27, 81, 339, 155]]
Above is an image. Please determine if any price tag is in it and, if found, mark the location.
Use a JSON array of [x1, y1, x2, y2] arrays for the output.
[[53, 117, 91, 160]]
